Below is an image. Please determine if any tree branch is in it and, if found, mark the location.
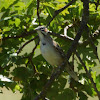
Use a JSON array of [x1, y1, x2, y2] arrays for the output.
[[34, 61, 67, 100], [30, 39, 40, 58], [29, 56, 37, 74], [46, 0, 77, 27], [37, 0, 41, 25], [88, 31, 100, 62], [49, 31, 83, 44], [34, 0, 89, 100], [75, 51, 100, 99], [3, 30, 36, 41], [17, 36, 38, 54], [65, 0, 89, 59], [49, 25, 100, 47], [26, 39, 40, 73]]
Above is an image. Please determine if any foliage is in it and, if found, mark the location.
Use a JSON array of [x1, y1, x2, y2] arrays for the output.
[[0, 0, 100, 100]]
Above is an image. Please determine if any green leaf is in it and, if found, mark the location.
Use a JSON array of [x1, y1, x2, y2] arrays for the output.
[[78, 92, 88, 100], [15, 18, 21, 27], [57, 88, 76, 100], [12, 67, 32, 81], [96, 75, 100, 91]]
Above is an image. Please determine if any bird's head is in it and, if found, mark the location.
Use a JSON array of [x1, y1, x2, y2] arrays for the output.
[[35, 26, 49, 36], [35, 26, 50, 40]]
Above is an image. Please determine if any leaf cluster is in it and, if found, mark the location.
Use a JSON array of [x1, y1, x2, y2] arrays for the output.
[[0, 0, 100, 100]]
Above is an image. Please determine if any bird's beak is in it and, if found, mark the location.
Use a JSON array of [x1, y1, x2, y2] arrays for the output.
[[34, 27, 39, 31]]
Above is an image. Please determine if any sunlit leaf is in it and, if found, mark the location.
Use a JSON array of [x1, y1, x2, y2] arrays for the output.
[[15, 18, 21, 27]]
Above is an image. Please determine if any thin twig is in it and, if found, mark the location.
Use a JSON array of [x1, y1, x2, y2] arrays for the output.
[[26, 40, 40, 73], [88, 31, 100, 62], [29, 57, 37, 73], [75, 51, 100, 100], [46, 0, 77, 27], [30, 39, 40, 57], [17, 36, 38, 54], [37, 0, 41, 25], [3, 30, 36, 41], [64, 24, 73, 36], [49, 31, 83, 44]]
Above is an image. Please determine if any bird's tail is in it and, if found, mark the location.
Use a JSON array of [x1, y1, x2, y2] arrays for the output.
[[66, 65, 79, 81]]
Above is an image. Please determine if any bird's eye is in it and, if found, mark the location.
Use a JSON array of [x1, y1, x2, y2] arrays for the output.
[[40, 28, 45, 31], [41, 29, 44, 31]]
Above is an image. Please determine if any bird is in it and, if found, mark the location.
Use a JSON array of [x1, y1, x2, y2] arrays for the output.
[[35, 26, 79, 81]]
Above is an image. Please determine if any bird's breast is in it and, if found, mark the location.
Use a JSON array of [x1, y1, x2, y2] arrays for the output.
[[40, 42, 63, 66]]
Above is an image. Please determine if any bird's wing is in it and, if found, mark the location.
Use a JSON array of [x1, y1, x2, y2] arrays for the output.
[[53, 40, 65, 58], [52, 41, 79, 81]]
